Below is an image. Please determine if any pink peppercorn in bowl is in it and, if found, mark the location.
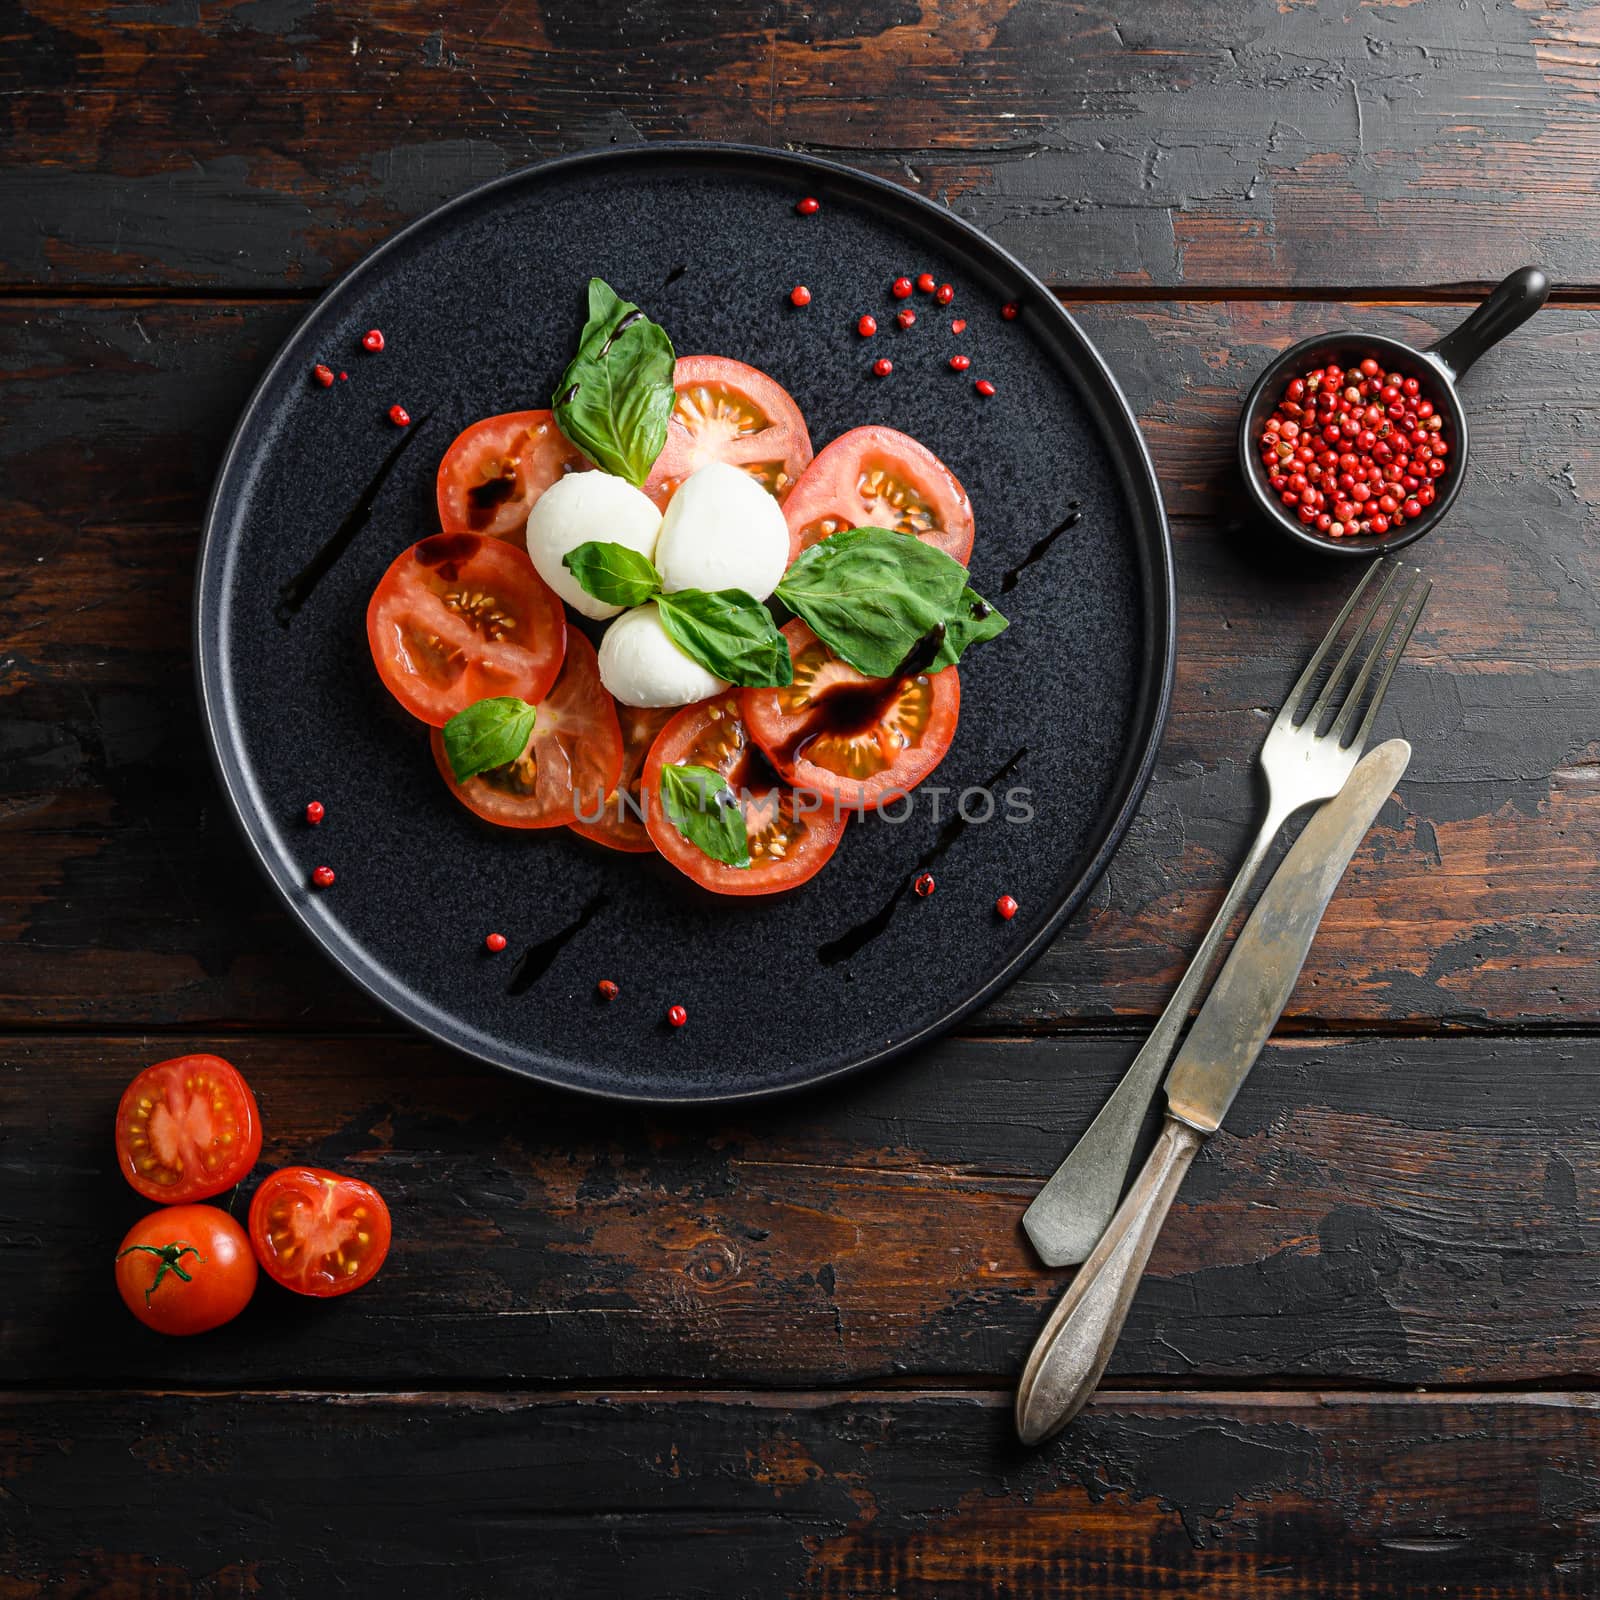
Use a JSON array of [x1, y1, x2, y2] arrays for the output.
[[1236, 266, 1548, 558]]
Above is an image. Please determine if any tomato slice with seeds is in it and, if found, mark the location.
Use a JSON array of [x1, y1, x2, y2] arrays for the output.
[[782, 425, 974, 564], [431, 629, 623, 829], [248, 1167, 391, 1299], [436, 410, 589, 541], [743, 620, 960, 812], [642, 355, 813, 509], [569, 702, 675, 853], [114, 1055, 263, 1204], [642, 691, 847, 895], [367, 532, 567, 727]]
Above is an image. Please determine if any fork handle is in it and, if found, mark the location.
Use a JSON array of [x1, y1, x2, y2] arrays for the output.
[[1021, 800, 1291, 1267]]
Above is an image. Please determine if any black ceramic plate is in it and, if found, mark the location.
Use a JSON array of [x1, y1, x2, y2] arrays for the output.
[[197, 143, 1174, 1103]]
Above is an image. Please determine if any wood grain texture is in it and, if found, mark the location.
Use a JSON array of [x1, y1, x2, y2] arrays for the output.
[[1, 299, 1594, 1031], [4, 1387, 1598, 1598], [5, 0, 1600, 291], [5, 1032, 1597, 1388]]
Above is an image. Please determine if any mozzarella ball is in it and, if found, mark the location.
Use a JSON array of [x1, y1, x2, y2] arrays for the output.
[[525, 470, 662, 620], [598, 603, 729, 708], [652, 460, 789, 601]]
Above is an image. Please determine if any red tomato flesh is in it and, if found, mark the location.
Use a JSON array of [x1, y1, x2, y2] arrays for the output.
[[432, 629, 623, 829], [782, 424, 974, 564], [569, 702, 675, 853], [115, 1054, 263, 1204], [743, 620, 960, 812], [643, 355, 813, 509], [367, 532, 567, 727], [642, 692, 846, 895], [436, 410, 588, 541], [248, 1166, 392, 1298]]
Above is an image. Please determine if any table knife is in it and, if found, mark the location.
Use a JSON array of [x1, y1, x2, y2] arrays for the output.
[[1014, 737, 1411, 1445]]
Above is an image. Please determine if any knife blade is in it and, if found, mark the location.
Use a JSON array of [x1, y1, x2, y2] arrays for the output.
[[1163, 736, 1411, 1134], [1014, 737, 1411, 1445]]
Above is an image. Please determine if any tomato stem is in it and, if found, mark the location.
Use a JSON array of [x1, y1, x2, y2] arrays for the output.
[[116, 1241, 205, 1303]]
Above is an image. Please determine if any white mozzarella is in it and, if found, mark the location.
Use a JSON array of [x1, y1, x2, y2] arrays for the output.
[[525, 471, 662, 620], [652, 460, 789, 601], [597, 603, 729, 708]]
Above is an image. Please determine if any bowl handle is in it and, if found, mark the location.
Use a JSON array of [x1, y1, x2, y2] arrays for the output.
[[1426, 266, 1551, 384]]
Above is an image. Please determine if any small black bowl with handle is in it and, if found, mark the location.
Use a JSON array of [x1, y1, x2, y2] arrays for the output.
[[1237, 266, 1550, 558]]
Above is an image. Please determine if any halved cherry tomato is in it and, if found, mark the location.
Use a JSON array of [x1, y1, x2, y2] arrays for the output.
[[782, 425, 974, 564], [367, 532, 567, 726], [642, 355, 813, 509], [248, 1166, 392, 1299], [642, 692, 846, 895], [116, 1204, 257, 1335], [115, 1055, 263, 1204], [436, 410, 589, 541], [569, 702, 675, 853], [432, 629, 623, 829], [743, 620, 960, 811]]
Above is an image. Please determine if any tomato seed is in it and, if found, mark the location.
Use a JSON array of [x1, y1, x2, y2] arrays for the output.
[[1001, 301, 1019, 320], [935, 283, 954, 305], [974, 379, 996, 397], [484, 932, 507, 953], [891, 276, 914, 299], [996, 894, 1018, 920], [388, 404, 410, 426], [667, 1004, 688, 1028], [896, 308, 916, 330], [311, 866, 335, 889], [949, 354, 971, 372], [362, 328, 385, 352], [914, 872, 935, 897], [789, 285, 811, 307], [796, 196, 820, 215], [597, 979, 619, 1001], [304, 801, 325, 825], [312, 363, 335, 387], [857, 314, 877, 337], [872, 357, 893, 377]]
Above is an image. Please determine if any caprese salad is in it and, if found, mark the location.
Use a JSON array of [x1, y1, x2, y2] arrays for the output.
[[365, 277, 1007, 895]]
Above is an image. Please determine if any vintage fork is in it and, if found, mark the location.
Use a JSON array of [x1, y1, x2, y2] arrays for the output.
[[1022, 559, 1431, 1267]]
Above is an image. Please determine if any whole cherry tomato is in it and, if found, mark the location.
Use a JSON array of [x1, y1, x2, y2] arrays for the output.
[[115, 1204, 258, 1335]]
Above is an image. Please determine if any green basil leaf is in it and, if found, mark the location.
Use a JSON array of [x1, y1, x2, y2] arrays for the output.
[[442, 696, 537, 784], [659, 763, 750, 869], [774, 525, 968, 678], [552, 278, 677, 485], [929, 588, 1009, 671], [656, 589, 794, 688], [563, 541, 663, 609]]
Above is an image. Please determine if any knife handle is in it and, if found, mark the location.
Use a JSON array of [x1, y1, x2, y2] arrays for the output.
[[1015, 1116, 1204, 1445]]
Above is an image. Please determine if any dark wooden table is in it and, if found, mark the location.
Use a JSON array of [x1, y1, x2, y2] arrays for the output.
[[4, 2, 1599, 1594]]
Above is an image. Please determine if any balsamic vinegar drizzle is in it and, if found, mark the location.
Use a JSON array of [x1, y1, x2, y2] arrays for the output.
[[817, 747, 1029, 967], [598, 308, 646, 357], [662, 263, 689, 287], [892, 621, 948, 680], [274, 412, 433, 625], [506, 890, 611, 996], [999, 502, 1081, 595]]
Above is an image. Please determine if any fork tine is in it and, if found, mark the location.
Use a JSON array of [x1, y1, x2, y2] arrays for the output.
[[1328, 566, 1425, 746], [1340, 571, 1430, 750], [1301, 561, 1403, 731], [1275, 560, 1385, 730]]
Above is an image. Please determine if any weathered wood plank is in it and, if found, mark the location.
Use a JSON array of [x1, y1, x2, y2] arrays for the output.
[[3, 1387, 1598, 1598], [4, 1032, 1598, 1387], [5, 0, 1600, 290], [1, 298, 1594, 1030]]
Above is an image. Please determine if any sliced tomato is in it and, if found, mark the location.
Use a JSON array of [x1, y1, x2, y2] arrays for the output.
[[115, 1055, 263, 1204], [432, 629, 622, 830], [642, 692, 846, 895], [743, 621, 960, 812], [569, 702, 675, 853], [248, 1166, 391, 1299], [642, 355, 813, 509], [367, 532, 567, 726], [782, 425, 974, 564], [436, 410, 589, 541]]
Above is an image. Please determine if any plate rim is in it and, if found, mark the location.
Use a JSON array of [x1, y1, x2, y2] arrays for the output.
[[194, 139, 1176, 1104]]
